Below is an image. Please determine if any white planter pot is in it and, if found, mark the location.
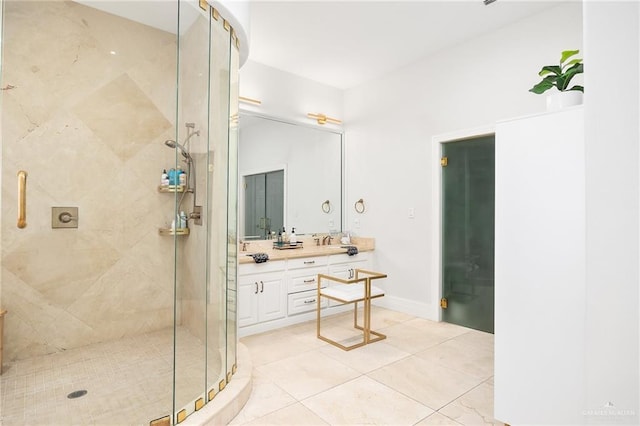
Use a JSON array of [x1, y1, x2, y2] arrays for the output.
[[546, 91, 583, 111]]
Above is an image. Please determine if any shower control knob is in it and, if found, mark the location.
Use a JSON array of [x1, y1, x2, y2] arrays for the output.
[[58, 212, 76, 223]]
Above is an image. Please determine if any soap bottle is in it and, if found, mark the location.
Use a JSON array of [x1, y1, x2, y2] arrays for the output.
[[290, 227, 297, 245], [180, 211, 188, 229], [177, 166, 186, 187], [282, 226, 288, 244], [161, 169, 168, 186]]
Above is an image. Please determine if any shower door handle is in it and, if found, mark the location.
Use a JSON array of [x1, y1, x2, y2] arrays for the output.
[[17, 170, 27, 229]]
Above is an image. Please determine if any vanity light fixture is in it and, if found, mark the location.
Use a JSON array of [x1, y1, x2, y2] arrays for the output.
[[239, 96, 262, 106], [307, 113, 342, 125]]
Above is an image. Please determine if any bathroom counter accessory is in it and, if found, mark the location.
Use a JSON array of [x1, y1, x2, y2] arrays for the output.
[[159, 228, 190, 236], [273, 242, 304, 250]]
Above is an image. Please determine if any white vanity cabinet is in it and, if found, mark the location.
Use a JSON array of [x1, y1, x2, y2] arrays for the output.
[[237, 261, 286, 328], [238, 250, 373, 336], [286, 256, 329, 315], [327, 252, 371, 306], [328, 252, 370, 279]]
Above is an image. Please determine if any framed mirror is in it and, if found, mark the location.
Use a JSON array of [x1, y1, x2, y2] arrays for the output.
[[239, 113, 343, 239]]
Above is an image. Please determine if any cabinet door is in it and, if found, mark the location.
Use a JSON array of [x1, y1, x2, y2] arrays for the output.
[[258, 276, 287, 323], [327, 261, 367, 306], [238, 277, 259, 327], [329, 263, 351, 280]]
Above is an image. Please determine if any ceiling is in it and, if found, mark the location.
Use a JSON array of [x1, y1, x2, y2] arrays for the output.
[[74, 0, 566, 90], [247, 1, 565, 89]]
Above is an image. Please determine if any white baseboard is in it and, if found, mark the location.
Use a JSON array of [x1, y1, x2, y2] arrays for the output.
[[373, 295, 440, 322]]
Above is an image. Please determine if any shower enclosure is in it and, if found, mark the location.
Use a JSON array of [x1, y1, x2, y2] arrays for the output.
[[0, 1, 239, 424]]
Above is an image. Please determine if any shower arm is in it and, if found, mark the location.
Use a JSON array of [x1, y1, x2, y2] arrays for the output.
[[187, 160, 200, 220], [183, 127, 201, 220]]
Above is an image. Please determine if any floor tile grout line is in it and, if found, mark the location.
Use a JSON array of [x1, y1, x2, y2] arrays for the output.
[[432, 375, 496, 424]]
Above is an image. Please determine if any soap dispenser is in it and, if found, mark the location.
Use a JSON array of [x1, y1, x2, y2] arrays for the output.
[[282, 226, 288, 244], [289, 227, 297, 245]]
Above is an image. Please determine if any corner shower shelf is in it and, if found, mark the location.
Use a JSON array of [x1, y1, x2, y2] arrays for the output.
[[159, 228, 190, 236], [158, 184, 186, 193]]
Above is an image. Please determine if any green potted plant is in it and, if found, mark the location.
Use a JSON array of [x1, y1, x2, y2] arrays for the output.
[[530, 49, 584, 111]]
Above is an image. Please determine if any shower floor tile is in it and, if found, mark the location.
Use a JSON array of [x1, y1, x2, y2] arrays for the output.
[[0, 327, 221, 426]]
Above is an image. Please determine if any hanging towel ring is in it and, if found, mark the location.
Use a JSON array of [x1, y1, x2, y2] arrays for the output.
[[354, 198, 365, 214], [321, 200, 331, 213]]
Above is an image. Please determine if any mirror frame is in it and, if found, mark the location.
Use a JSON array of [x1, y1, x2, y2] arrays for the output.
[[238, 110, 345, 239]]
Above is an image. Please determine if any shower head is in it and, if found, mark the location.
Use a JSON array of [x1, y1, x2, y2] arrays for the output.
[[164, 139, 192, 161]]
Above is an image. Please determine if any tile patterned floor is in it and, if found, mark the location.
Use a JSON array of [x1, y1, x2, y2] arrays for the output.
[[232, 307, 502, 425], [0, 327, 222, 426]]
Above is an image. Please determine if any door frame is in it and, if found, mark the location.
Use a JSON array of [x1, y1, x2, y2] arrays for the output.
[[430, 125, 494, 322], [239, 164, 288, 239]]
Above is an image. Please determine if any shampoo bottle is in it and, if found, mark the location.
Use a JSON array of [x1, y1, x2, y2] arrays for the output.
[[180, 211, 188, 229], [168, 168, 177, 185], [177, 166, 186, 187]]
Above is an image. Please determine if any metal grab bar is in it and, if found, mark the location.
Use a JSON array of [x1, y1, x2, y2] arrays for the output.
[[17, 170, 27, 229]]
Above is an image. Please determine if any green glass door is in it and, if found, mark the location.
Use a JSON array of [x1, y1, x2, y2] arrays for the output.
[[244, 170, 284, 239], [441, 136, 495, 333]]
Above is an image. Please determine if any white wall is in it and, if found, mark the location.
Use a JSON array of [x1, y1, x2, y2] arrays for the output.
[[239, 60, 343, 127], [343, 3, 583, 317], [583, 2, 639, 423], [239, 0, 640, 421]]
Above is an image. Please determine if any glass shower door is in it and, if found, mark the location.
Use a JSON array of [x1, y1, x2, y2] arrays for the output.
[[244, 170, 284, 239], [441, 136, 495, 333]]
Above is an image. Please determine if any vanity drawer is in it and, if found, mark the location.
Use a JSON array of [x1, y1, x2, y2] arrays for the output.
[[287, 256, 328, 270], [288, 289, 327, 315], [239, 259, 286, 275], [328, 251, 370, 265], [288, 266, 328, 293]]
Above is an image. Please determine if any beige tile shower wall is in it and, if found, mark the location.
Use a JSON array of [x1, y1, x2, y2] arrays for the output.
[[1, 1, 178, 361]]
